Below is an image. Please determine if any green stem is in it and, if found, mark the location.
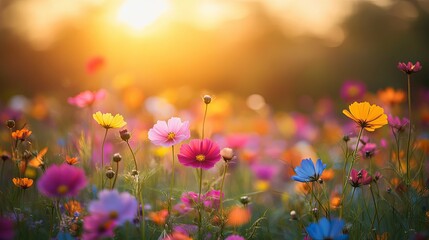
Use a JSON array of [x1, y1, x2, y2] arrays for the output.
[[369, 184, 380, 231], [219, 162, 229, 216], [126, 141, 138, 171], [197, 168, 203, 240], [55, 200, 62, 230], [406, 74, 412, 185], [340, 127, 364, 218], [167, 145, 175, 232], [0, 161, 4, 183], [112, 161, 119, 189], [139, 183, 145, 240], [201, 104, 208, 139], [100, 128, 109, 189], [391, 128, 402, 175]]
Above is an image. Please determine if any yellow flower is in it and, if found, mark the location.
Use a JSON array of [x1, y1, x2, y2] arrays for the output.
[[342, 102, 388, 132], [93, 111, 127, 129], [12, 177, 34, 189]]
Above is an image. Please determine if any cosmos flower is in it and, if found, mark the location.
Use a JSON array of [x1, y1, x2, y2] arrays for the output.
[[342, 102, 388, 132], [0, 217, 14, 240], [12, 178, 33, 189], [65, 155, 79, 165], [88, 189, 138, 225], [148, 117, 190, 147], [340, 80, 366, 102], [178, 139, 221, 169], [306, 217, 348, 240], [349, 169, 372, 188], [361, 142, 377, 159], [37, 164, 87, 198], [225, 235, 246, 240], [388, 115, 409, 133], [64, 200, 83, 217], [68, 89, 106, 108], [292, 158, 326, 183], [180, 190, 223, 210], [226, 206, 251, 227], [11, 128, 32, 141], [397, 61, 422, 74], [93, 111, 127, 129], [82, 213, 116, 240], [378, 88, 405, 105], [148, 209, 168, 225]]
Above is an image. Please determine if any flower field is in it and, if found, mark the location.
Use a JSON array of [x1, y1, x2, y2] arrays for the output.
[[0, 60, 428, 240]]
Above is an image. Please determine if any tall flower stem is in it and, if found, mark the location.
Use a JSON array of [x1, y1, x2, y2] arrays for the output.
[[391, 129, 402, 175], [100, 128, 109, 189], [201, 103, 208, 139], [369, 184, 380, 230], [112, 161, 119, 189], [55, 199, 63, 228], [139, 186, 145, 240], [197, 168, 203, 240], [126, 141, 138, 171], [340, 127, 364, 218], [167, 145, 175, 232], [405, 74, 412, 185], [219, 162, 229, 216]]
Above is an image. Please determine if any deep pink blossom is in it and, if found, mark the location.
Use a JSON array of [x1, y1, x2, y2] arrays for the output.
[[37, 164, 87, 198], [180, 190, 223, 210], [340, 80, 366, 102], [178, 139, 221, 169], [148, 117, 190, 147], [225, 235, 246, 240], [251, 164, 278, 181], [82, 214, 116, 240], [88, 190, 138, 225], [0, 217, 14, 240], [361, 143, 377, 159], [397, 61, 422, 74], [349, 169, 372, 188], [68, 89, 106, 108], [388, 115, 409, 133]]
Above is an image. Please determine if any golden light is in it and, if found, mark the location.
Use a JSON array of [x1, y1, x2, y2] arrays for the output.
[[116, 0, 170, 31]]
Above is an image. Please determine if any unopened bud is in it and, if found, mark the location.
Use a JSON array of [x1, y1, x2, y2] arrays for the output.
[[220, 148, 234, 162], [343, 135, 350, 142], [106, 168, 115, 179], [131, 169, 139, 176], [290, 210, 297, 220], [318, 178, 324, 184], [203, 95, 212, 104], [6, 120, 15, 129], [119, 129, 131, 142], [112, 153, 122, 162], [239, 196, 250, 206]]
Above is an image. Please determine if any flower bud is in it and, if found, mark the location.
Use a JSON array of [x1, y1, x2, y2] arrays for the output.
[[106, 168, 115, 179], [239, 196, 250, 206], [1, 152, 11, 162], [131, 169, 139, 176], [6, 120, 15, 129], [203, 95, 212, 104], [220, 147, 234, 162], [343, 135, 350, 142], [119, 129, 131, 142], [318, 178, 324, 184], [112, 153, 122, 162], [290, 210, 297, 220]]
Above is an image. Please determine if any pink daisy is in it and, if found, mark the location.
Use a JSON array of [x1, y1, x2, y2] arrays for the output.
[[68, 89, 106, 108], [177, 139, 221, 169], [148, 117, 190, 147]]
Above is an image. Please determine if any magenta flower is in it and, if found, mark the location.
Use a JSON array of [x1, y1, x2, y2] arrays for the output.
[[178, 139, 221, 169], [225, 235, 246, 240], [361, 143, 377, 159], [68, 89, 106, 108], [82, 214, 116, 240], [388, 115, 409, 133], [148, 117, 190, 147], [37, 164, 87, 198], [88, 189, 138, 225], [340, 80, 366, 102], [0, 217, 14, 240], [349, 169, 372, 188], [181, 191, 200, 208], [251, 164, 278, 181], [397, 61, 422, 74], [180, 190, 223, 210]]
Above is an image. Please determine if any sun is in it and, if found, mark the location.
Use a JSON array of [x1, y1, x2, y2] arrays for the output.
[[116, 0, 170, 31]]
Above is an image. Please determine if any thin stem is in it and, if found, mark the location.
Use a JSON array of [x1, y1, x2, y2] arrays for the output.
[[139, 185, 145, 240], [100, 128, 109, 189], [391, 128, 402, 175], [55, 199, 63, 230], [112, 161, 119, 189], [167, 145, 175, 232], [219, 162, 229, 216], [406, 74, 412, 185], [201, 104, 208, 139], [126, 141, 138, 171], [197, 168, 203, 240], [0, 161, 5, 183], [369, 184, 380, 230]]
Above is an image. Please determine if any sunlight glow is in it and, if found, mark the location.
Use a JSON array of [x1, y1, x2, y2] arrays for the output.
[[116, 0, 170, 31]]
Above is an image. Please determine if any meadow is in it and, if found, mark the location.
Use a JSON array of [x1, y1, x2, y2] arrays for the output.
[[0, 61, 428, 240]]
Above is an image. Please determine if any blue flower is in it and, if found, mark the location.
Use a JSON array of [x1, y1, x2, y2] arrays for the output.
[[306, 217, 348, 240], [292, 158, 326, 182]]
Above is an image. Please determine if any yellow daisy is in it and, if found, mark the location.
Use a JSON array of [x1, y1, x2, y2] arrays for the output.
[[93, 111, 127, 129], [343, 102, 388, 132]]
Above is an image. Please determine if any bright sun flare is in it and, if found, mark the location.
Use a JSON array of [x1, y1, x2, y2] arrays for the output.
[[116, 0, 170, 31]]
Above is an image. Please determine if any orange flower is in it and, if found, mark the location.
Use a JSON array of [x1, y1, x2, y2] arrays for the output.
[[11, 128, 32, 141], [378, 88, 405, 105], [343, 102, 388, 132], [12, 177, 33, 189], [376, 232, 389, 240], [64, 200, 83, 216], [226, 206, 251, 227], [416, 139, 429, 155], [320, 169, 335, 181], [149, 209, 168, 225], [28, 147, 48, 168], [65, 156, 79, 165], [330, 195, 342, 209], [295, 182, 311, 195]]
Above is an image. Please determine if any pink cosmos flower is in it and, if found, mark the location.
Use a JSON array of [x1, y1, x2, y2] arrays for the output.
[[397, 61, 422, 74], [82, 214, 116, 240], [0, 217, 14, 240], [225, 235, 246, 240], [37, 164, 87, 198], [88, 189, 138, 225], [361, 143, 377, 159], [180, 190, 223, 211], [148, 117, 190, 147], [349, 169, 372, 188], [388, 115, 409, 133], [178, 139, 221, 169], [251, 164, 278, 181], [340, 80, 366, 102], [68, 89, 106, 108]]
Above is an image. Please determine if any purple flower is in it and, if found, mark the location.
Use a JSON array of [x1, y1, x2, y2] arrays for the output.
[[349, 169, 372, 188], [397, 61, 422, 74], [388, 115, 409, 133], [181, 192, 200, 208], [88, 190, 138, 225], [0, 217, 14, 240], [340, 80, 366, 102], [148, 117, 190, 147], [361, 143, 377, 159], [225, 235, 246, 240], [82, 214, 116, 240], [37, 164, 87, 198], [251, 164, 278, 181], [178, 139, 221, 169]]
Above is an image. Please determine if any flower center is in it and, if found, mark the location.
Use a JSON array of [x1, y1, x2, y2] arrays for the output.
[[109, 211, 119, 219], [167, 132, 175, 140], [195, 154, 206, 162], [347, 86, 359, 96], [57, 185, 69, 195]]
